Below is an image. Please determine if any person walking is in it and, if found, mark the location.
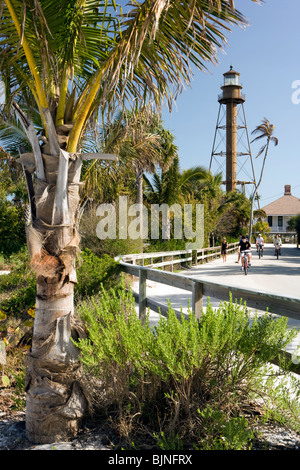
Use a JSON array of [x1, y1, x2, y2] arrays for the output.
[[221, 237, 229, 262]]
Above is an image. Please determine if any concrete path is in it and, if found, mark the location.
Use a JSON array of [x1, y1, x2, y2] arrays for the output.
[[132, 244, 300, 357], [186, 243, 300, 299]]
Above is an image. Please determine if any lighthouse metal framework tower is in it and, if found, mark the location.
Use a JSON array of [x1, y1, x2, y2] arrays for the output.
[[209, 67, 256, 196]]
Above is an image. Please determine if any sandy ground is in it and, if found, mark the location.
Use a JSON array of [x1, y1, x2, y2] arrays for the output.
[[131, 244, 300, 357]]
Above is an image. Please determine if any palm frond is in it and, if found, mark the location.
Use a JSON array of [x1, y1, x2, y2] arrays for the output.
[[0, 0, 261, 154], [255, 144, 267, 158], [100, 0, 252, 111], [0, 105, 34, 155], [251, 117, 278, 157]]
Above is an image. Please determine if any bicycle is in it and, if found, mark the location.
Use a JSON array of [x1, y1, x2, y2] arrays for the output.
[[241, 250, 251, 275], [274, 244, 281, 260], [257, 244, 263, 259]]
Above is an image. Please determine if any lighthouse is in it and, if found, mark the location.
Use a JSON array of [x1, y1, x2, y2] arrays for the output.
[[209, 67, 256, 195]]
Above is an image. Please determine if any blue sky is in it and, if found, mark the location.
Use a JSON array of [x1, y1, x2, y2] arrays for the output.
[[160, 0, 300, 206]]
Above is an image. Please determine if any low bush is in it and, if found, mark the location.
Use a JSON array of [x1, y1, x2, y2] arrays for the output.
[[0, 249, 31, 292], [0, 198, 26, 256], [75, 285, 299, 450], [144, 238, 186, 253], [0, 277, 36, 318], [0, 249, 35, 318], [75, 248, 121, 300]]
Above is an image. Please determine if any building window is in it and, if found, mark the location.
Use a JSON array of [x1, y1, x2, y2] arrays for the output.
[[268, 216, 273, 227], [278, 216, 283, 227]]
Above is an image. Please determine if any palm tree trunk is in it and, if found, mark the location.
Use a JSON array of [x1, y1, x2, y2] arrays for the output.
[[135, 164, 144, 206], [249, 141, 269, 243], [25, 277, 85, 443], [22, 134, 87, 443]]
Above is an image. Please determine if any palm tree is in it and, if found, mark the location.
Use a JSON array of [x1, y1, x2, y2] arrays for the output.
[[0, 0, 259, 443], [194, 171, 223, 205], [216, 190, 251, 239], [253, 208, 267, 222], [144, 157, 208, 206], [195, 171, 233, 244], [286, 216, 298, 232], [144, 158, 209, 241], [102, 106, 164, 205], [248, 118, 278, 242]]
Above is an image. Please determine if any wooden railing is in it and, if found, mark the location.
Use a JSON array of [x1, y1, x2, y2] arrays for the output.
[[119, 261, 300, 322], [118, 242, 239, 270]]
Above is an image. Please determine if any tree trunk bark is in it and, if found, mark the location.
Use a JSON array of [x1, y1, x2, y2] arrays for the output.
[[25, 279, 86, 443], [23, 143, 88, 443], [248, 142, 269, 243], [135, 164, 144, 206]]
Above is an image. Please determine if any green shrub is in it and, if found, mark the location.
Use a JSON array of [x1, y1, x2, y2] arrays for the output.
[[75, 287, 298, 450], [0, 249, 36, 318], [75, 249, 121, 300], [0, 197, 26, 255], [144, 238, 186, 253], [0, 248, 32, 293], [0, 276, 36, 318], [195, 406, 255, 450]]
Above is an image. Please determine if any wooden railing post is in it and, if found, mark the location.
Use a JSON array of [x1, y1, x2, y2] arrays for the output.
[[139, 269, 147, 325], [192, 281, 203, 320]]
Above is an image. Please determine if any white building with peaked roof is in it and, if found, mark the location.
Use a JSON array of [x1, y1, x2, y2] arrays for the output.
[[262, 185, 300, 235]]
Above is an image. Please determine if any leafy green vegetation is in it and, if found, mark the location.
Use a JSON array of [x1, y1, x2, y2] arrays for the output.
[[0, 249, 35, 319], [2, 248, 300, 449], [75, 248, 121, 299], [0, 195, 26, 256], [294, 214, 300, 244], [75, 284, 300, 450]]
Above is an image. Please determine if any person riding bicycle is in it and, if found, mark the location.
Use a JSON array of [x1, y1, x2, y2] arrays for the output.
[[256, 233, 264, 256], [274, 234, 282, 255], [239, 235, 251, 270]]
